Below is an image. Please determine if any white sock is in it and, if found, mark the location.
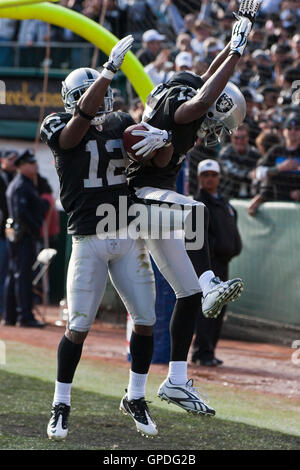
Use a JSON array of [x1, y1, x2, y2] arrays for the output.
[[168, 361, 187, 385], [127, 371, 148, 400], [53, 380, 72, 406], [199, 270, 215, 296]]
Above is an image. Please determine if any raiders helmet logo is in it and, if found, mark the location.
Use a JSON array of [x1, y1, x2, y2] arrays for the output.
[[216, 93, 234, 114]]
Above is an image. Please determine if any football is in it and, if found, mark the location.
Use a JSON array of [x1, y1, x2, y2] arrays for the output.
[[122, 124, 156, 162]]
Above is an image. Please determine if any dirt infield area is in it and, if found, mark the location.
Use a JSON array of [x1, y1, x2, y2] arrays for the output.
[[1, 306, 300, 400]]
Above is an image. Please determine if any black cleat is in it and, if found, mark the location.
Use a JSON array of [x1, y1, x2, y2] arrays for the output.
[[120, 392, 158, 437]]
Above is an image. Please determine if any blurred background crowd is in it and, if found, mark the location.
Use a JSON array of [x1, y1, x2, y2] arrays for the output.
[[0, 0, 300, 336]]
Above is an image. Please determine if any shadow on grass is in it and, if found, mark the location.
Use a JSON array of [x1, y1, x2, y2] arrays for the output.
[[0, 370, 300, 451]]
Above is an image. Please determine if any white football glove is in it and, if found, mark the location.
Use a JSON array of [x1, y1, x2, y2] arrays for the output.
[[230, 17, 252, 56], [131, 122, 172, 158], [103, 35, 134, 74], [230, 0, 262, 56]]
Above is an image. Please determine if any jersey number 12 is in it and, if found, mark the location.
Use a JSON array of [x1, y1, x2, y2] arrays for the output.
[[84, 139, 126, 189]]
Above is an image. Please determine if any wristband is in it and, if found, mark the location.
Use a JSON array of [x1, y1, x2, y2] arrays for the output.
[[101, 68, 115, 80], [75, 104, 95, 121], [103, 61, 117, 73], [228, 50, 241, 57]]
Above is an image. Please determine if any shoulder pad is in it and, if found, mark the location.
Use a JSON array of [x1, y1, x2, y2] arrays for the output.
[[143, 85, 196, 121], [40, 112, 71, 144]]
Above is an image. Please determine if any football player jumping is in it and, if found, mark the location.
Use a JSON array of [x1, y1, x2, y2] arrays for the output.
[[41, 36, 161, 438], [125, 1, 261, 415]]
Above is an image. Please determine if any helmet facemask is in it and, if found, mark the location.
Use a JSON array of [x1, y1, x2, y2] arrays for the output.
[[198, 115, 232, 147], [198, 82, 246, 147]]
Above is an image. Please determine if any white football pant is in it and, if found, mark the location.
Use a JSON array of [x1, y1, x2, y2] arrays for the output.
[[67, 235, 156, 332], [134, 187, 204, 299]]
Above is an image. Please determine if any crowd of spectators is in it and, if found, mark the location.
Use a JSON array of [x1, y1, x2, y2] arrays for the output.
[[1, 0, 300, 213]]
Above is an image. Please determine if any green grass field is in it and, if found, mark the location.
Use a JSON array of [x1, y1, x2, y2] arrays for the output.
[[1, 340, 300, 451]]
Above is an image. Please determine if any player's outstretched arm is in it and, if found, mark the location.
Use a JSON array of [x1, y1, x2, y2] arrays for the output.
[[201, 42, 231, 83], [174, 17, 251, 125], [201, 0, 261, 82], [174, 0, 261, 124], [58, 35, 134, 150]]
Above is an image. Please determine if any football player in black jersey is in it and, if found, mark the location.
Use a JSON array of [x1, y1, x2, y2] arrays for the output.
[[125, 1, 261, 414], [41, 36, 163, 439]]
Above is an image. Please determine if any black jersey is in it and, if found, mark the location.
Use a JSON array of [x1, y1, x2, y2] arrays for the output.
[[40, 111, 135, 235], [126, 77, 206, 191]]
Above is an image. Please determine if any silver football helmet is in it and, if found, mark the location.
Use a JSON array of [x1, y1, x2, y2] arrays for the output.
[[199, 82, 246, 147], [61, 67, 114, 125]]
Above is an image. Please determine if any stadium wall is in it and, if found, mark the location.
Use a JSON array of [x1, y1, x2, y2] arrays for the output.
[[222, 199, 300, 345]]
